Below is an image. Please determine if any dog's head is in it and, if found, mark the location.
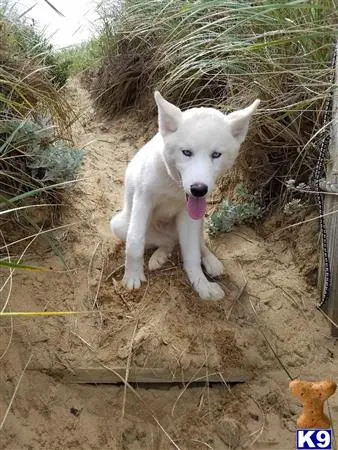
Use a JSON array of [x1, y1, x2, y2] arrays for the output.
[[154, 91, 260, 220]]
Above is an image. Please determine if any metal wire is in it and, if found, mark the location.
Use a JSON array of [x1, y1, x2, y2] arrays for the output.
[[311, 40, 337, 309]]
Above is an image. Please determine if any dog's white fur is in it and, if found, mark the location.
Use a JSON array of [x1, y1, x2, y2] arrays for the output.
[[110, 92, 260, 300]]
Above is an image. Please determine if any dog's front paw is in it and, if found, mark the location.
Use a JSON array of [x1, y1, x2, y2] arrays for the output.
[[202, 253, 224, 277], [194, 279, 225, 301], [122, 271, 146, 290]]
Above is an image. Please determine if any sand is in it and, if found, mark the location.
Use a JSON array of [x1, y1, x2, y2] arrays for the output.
[[0, 79, 337, 450]]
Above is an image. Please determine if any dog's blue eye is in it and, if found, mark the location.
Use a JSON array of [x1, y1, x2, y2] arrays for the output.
[[211, 152, 221, 159], [182, 150, 193, 157]]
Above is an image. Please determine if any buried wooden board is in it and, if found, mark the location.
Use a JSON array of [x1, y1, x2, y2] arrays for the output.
[[38, 366, 250, 385]]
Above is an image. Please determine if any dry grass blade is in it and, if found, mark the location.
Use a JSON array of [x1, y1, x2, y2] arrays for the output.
[[87, 241, 102, 307], [171, 359, 207, 416], [272, 207, 338, 234], [0, 221, 84, 251], [0, 228, 13, 313], [0, 64, 74, 139], [0, 311, 13, 361], [121, 319, 139, 420], [0, 353, 32, 431], [248, 299, 294, 381], [225, 260, 247, 320], [1, 179, 85, 205], [99, 362, 183, 450], [18, 3, 37, 18], [241, 395, 266, 448], [1, 227, 41, 312], [42, 0, 65, 17], [0, 311, 84, 317], [317, 308, 338, 331]]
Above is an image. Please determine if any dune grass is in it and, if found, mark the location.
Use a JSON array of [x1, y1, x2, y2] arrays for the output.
[[57, 39, 103, 79], [0, 2, 83, 289], [0, 2, 83, 204], [88, 0, 337, 207], [93, 0, 337, 111]]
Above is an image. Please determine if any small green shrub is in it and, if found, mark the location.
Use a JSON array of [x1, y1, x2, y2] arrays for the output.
[[207, 184, 262, 235], [27, 140, 84, 185], [0, 119, 84, 198]]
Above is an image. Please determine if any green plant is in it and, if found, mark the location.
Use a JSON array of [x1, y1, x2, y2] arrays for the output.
[[207, 183, 262, 235], [0, 3, 72, 89], [0, 0, 81, 319], [0, 119, 84, 199], [91, 0, 337, 208], [0, 0, 83, 244], [0, 260, 48, 270], [57, 38, 103, 78], [45, 54, 72, 89], [0, 1, 81, 204], [0, 17, 74, 135]]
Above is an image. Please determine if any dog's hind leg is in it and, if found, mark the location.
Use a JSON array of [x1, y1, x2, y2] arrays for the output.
[[110, 184, 133, 242], [110, 212, 129, 242], [146, 220, 176, 271], [148, 245, 174, 271], [200, 226, 224, 278]]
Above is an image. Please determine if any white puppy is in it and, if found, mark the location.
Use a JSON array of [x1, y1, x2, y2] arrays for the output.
[[110, 92, 259, 300]]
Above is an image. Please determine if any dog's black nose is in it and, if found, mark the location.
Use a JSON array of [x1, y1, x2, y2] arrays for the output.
[[190, 183, 208, 197]]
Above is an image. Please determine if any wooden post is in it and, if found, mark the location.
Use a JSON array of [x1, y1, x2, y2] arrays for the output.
[[320, 41, 338, 337]]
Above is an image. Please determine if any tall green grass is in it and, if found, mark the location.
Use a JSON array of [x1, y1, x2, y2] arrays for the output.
[[93, 0, 337, 110], [0, 2, 72, 88], [0, 2, 83, 277], [0, 3, 83, 203], [57, 38, 103, 79], [90, 0, 337, 206]]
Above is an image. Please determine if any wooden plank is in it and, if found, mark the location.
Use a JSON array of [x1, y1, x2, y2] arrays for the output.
[[39, 366, 250, 385], [321, 41, 338, 336]]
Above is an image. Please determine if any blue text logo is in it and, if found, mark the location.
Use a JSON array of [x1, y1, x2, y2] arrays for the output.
[[296, 430, 332, 449]]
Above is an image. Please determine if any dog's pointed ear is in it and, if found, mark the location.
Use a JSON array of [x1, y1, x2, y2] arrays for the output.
[[226, 99, 260, 144], [154, 91, 182, 137]]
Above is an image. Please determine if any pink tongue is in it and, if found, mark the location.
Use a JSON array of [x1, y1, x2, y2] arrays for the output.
[[187, 196, 207, 220]]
